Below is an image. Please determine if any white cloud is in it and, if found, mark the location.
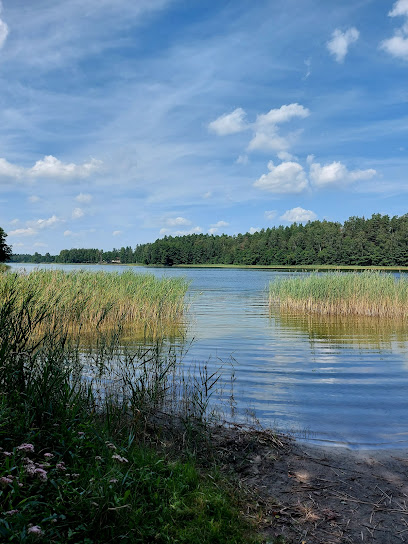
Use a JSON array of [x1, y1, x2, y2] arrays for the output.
[[380, 3, 408, 62], [30, 155, 102, 179], [10, 218, 19, 225], [174, 226, 202, 235], [165, 216, 191, 227], [280, 207, 317, 223], [327, 28, 360, 63], [76, 192, 92, 203], [389, 0, 408, 17], [63, 230, 75, 237], [210, 220, 229, 228], [72, 208, 85, 219], [0, 0, 8, 50], [34, 242, 48, 248], [248, 104, 310, 152], [264, 210, 277, 221], [249, 227, 260, 234], [30, 215, 61, 230], [9, 227, 36, 237], [0, 158, 24, 179], [277, 151, 295, 161], [28, 195, 40, 203], [236, 154, 248, 165], [208, 107, 247, 135], [254, 161, 309, 193], [208, 227, 218, 235], [112, 230, 122, 236], [309, 160, 376, 187], [255, 104, 310, 126], [203, 191, 212, 199], [0, 155, 102, 181]]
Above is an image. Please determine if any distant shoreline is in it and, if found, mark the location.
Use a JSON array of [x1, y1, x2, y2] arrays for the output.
[[8, 262, 408, 272]]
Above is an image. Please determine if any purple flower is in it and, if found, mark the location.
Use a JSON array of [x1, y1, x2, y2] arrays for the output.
[[17, 443, 35, 453], [0, 476, 13, 487], [27, 525, 43, 536]]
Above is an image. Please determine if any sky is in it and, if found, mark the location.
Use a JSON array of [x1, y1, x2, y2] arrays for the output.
[[1, 0, 408, 254]]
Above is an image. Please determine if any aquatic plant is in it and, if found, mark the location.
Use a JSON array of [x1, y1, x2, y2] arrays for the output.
[[0, 269, 189, 338], [269, 271, 408, 317]]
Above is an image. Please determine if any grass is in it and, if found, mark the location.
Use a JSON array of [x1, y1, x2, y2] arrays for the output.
[[0, 269, 189, 338], [0, 270, 260, 543], [269, 271, 408, 317]]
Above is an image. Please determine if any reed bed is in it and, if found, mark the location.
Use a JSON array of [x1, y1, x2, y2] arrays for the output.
[[0, 269, 189, 337], [269, 271, 408, 318]]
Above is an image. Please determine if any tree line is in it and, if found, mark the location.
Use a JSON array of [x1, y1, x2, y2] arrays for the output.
[[9, 213, 408, 267]]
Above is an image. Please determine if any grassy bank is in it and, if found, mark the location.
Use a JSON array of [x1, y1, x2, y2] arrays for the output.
[[0, 269, 189, 338], [0, 271, 259, 543], [269, 271, 408, 317]]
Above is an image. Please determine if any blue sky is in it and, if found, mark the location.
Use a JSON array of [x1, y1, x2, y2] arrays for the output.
[[1, 0, 408, 254]]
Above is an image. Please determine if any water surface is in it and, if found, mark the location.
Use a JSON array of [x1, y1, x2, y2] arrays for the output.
[[9, 263, 408, 449]]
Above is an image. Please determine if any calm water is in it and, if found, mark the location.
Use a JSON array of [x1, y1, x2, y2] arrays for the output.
[[9, 263, 408, 449]]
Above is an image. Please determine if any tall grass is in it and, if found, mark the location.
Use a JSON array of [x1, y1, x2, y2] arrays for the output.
[[0, 268, 257, 543], [269, 271, 408, 317], [0, 269, 189, 338]]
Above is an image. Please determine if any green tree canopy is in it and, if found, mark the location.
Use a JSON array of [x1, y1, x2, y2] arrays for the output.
[[0, 227, 12, 262]]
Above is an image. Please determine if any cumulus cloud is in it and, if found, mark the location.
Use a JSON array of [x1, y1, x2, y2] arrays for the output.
[[327, 28, 359, 63], [160, 225, 202, 236], [209, 103, 309, 154], [64, 230, 74, 237], [254, 161, 309, 193], [203, 191, 212, 199], [248, 104, 310, 152], [165, 216, 191, 227], [249, 227, 260, 234], [0, 155, 102, 181], [29, 215, 61, 230], [210, 220, 229, 228], [72, 208, 85, 219], [30, 156, 102, 179], [280, 207, 317, 223], [112, 230, 122, 236], [28, 195, 40, 203], [208, 108, 247, 135], [9, 227, 36, 237], [76, 192, 92, 203], [381, 1, 408, 61], [309, 160, 376, 187]]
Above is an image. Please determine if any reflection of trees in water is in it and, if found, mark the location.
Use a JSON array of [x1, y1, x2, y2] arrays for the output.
[[271, 310, 408, 351]]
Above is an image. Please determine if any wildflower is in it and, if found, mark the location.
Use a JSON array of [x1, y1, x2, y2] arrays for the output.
[[95, 456, 103, 461], [72, 473, 80, 479], [4, 509, 19, 515], [56, 463, 66, 471], [44, 453, 54, 459], [18, 482, 23, 488], [106, 442, 116, 450], [112, 454, 129, 464], [109, 478, 118, 483], [0, 476, 14, 487], [77, 432, 85, 437], [17, 443, 35, 453], [27, 525, 43, 536], [3, 451, 12, 457], [34, 468, 48, 482]]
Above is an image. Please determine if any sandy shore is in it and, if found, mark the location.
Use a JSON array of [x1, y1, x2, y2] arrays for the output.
[[213, 426, 408, 543]]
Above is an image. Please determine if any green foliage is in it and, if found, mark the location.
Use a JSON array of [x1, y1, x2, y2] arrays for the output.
[[11, 213, 408, 267], [0, 272, 257, 543], [0, 228, 12, 263]]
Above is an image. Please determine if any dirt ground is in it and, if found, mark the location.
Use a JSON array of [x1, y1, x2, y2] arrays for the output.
[[212, 426, 408, 544]]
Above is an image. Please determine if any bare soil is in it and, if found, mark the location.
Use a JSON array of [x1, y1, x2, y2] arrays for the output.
[[212, 425, 408, 544]]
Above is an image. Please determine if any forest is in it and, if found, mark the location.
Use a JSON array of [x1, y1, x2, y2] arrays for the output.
[[10, 213, 408, 267]]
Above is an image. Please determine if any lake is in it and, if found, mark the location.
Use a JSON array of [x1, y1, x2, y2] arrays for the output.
[[9, 263, 408, 450]]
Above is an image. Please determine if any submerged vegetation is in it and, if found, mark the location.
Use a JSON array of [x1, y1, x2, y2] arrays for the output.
[[0, 270, 258, 543], [0, 269, 189, 338], [269, 271, 408, 318]]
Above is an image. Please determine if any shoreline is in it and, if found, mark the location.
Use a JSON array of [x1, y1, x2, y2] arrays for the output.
[[216, 425, 408, 543], [8, 262, 408, 272]]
